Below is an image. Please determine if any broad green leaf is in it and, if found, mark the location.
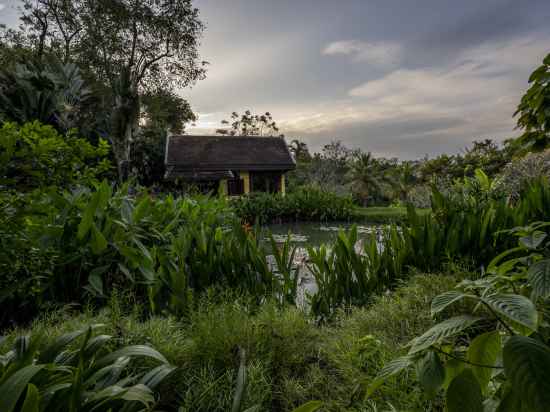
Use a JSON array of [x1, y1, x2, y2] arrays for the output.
[[77, 190, 100, 239], [88, 272, 104, 297], [416, 351, 445, 395], [466, 331, 501, 393], [431, 291, 472, 316], [519, 231, 547, 250], [38, 328, 87, 363], [96, 345, 168, 368], [21, 384, 39, 412], [291, 400, 323, 412], [528, 259, 550, 300], [139, 364, 176, 389], [368, 355, 414, 395], [483, 294, 538, 333], [120, 384, 154, 405], [408, 316, 482, 354], [503, 336, 550, 412], [0, 365, 44, 412], [446, 369, 484, 412], [442, 358, 465, 390], [91, 224, 108, 254]]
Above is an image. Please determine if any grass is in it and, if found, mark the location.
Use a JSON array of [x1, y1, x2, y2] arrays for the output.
[[354, 206, 430, 224], [0, 272, 464, 411]]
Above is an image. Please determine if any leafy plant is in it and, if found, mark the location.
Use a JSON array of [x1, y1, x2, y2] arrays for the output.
[[369, 221, 550, 411], [0, 324, 174, 412], [0, 121, 111, 191]]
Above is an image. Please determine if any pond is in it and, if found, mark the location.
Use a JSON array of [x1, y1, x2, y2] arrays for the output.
[[263, 221, 380, 247]]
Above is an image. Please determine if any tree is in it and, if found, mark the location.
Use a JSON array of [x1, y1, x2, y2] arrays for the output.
[[393, 161, 417, 201], [289, 139, 311, 162], [216, 110, 283, 137], [347, 152, 395, 206], [131, 90, 196, 185], [514, 53, 550, 152], [15, 0, 206, 180]]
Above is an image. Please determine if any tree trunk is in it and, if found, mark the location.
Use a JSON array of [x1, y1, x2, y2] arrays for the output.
[[110, 73, 140, 182]]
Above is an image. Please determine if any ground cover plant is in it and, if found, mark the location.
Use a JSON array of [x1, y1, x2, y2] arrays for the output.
[[0, 273, 461, 411]]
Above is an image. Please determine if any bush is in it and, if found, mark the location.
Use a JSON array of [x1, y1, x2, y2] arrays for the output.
[[232, 187, 355, 224], [492, 149, 550, 201], [0, 183, 302, 327], [0, 121, 111, 191]]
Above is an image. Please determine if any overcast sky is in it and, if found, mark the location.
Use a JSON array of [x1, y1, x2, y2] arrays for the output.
[[1, 0, 549, 159]]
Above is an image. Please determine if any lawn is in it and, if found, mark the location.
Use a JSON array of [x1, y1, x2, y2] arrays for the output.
[[354, 206, 431, 224]]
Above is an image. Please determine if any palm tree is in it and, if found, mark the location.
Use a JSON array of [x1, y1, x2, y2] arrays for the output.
[[347, 152, 389, 206], [394, 162, 417, 201]]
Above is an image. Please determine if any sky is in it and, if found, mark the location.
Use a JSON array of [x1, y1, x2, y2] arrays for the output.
[[1, 0, 550, 159]]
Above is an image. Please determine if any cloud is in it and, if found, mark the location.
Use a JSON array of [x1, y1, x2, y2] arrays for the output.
[[0, 4, 5, 11], [280, 36, 550, 158], [322, 40, 402, 67]]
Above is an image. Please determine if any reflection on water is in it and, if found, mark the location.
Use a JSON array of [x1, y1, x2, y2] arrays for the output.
[[264, 221, 380, 247]]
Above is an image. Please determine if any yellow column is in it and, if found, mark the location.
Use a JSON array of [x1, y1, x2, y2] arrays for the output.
[[240, 171, 250, 194], [280, 174, 286, 195], [218, 179, 228, 196]]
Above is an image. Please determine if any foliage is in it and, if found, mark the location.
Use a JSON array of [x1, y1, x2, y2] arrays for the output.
[[231, 187, 355, 224], [0, 324, 174, 412], [0, 273, 460, 411], [14, 0, 206, 179], [307, 176, 550, 317], [0, 183, 304, 326], [514, 53, 550, 152], [347, 152, 396, 206], [288, 139, 311, 162], [0, 121, 111, 191], [131, 90, 196, 186], [0, 58, 91, 130], [216, 110, 283, 137], [370, 221, 550, 410], [492, 149, 550, 202]]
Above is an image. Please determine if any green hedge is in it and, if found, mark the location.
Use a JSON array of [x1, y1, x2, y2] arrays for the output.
[[231, 187, 355, 224]]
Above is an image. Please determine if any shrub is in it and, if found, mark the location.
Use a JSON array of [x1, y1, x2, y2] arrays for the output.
[[232, 187, 355, 224], [0, 121, 111, 191], [492, 149, 550, 201], [0, 183, 301, 326]]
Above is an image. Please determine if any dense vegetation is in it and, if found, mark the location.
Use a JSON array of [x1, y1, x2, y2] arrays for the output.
[[2, 0, 550, 410]]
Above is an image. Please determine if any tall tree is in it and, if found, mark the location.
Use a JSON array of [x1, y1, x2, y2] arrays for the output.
[[15, 0, 206, 179], [216, 110, 283, 137]]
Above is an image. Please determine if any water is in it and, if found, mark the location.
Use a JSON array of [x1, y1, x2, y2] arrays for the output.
[[264, 221, 380, 247]]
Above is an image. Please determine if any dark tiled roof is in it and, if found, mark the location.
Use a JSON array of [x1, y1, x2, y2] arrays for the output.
[[165, 135, 296, 174], [164, 169, 234, 181]]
